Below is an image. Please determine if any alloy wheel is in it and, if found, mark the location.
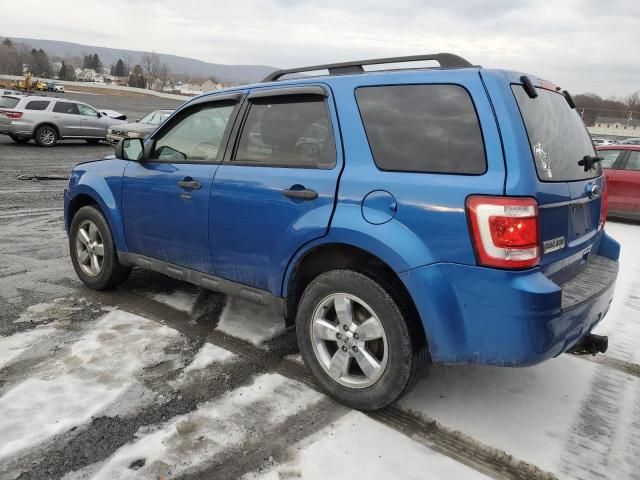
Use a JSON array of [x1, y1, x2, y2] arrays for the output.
[[310, 293, 389, 389], [75, 220, 104, 277], [39, 127, 56, 146]]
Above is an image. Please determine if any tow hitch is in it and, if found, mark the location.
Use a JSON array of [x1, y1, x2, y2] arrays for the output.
[[569, 334, 609, 356]]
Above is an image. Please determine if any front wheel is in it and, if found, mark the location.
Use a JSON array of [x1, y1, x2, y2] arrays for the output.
[[69, 206, 131, 290], [296, 270, 427, 410]]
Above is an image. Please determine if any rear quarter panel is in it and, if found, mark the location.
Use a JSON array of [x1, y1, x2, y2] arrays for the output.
[[322, 70, 506, 271]]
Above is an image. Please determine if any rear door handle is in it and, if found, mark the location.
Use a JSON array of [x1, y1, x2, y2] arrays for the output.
[[282, 187, 318, 200], [177, 179, 201, 190]]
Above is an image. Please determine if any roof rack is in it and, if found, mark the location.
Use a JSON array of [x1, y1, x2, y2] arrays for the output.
[[262, 53, 474, 82]]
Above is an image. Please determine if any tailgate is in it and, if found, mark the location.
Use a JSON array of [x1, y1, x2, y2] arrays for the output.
[[511, 82, 605, 280]]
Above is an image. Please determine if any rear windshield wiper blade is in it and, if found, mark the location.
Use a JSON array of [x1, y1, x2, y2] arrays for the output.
[[578, 155, 603, 172]]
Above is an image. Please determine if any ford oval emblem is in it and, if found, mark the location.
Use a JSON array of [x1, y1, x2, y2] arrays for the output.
[[586, 183, 601, 199]]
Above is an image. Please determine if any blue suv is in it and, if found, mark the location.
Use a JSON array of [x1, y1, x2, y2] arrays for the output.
[[64, 53, 620, 410]]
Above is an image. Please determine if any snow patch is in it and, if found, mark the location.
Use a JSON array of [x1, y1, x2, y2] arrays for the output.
[[184, 343, 235, 373], [0, 325, 54, 370], [0, 310, 182, 461], [217, 297, 285, 346], [149, 290, 198, 315], [243, 411, 489, 480], [72, 374, 322, 480]]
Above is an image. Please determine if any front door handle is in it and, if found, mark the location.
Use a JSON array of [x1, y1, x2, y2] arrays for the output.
[[177, 179, 201, 190], [282, 187, 318, 200]]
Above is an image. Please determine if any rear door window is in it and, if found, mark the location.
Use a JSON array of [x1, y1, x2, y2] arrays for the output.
[[53, 102, 80, 115], [512, 86, 600, 182], [624, 151, 640, 171], [234, 95, 336, 169], [355, 84, 486, 174], [0, 96, 19, 108], [25, 100, 50, 111]]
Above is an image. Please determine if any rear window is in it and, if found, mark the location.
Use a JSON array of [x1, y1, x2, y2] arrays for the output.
[[25, 100, 50, 111], [512, 86, 600, 182], [355, 84, 486, 174], [0, 96, 19, 109]]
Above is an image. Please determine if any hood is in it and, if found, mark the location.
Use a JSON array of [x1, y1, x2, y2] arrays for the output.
[[111, 122, 157, 134], [100, 110, 127, 120]]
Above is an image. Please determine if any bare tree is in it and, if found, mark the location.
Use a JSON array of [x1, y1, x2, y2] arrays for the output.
[[141, 52, 161, 90], [158, 63, 172, 90], [627, 91, 640, 111]]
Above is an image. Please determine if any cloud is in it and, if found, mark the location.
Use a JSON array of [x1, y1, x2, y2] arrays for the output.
[[1, 0, 638, 96]]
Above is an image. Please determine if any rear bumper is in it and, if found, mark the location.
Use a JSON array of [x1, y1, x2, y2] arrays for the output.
[[0, 121, 34, 137], [400, 232, 620, 366]]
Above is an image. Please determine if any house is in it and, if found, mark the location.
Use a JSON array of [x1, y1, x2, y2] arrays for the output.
[[200, 80, 223, 92], [77, 68, 97, 82]]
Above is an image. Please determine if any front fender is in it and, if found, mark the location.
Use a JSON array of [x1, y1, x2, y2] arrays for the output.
[[65, 159, 128, 252]]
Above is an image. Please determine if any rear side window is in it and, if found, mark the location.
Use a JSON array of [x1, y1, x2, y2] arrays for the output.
[[53, 102, 80, 115], [355, 84, 486, 174], [0, 96, 19, 108], [598, 150, 624, 169], [512, 86, 600, 182], [25, 100, 50, 111], [234, 95, 336, 169]]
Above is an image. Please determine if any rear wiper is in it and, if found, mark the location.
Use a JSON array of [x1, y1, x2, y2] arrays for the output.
[[578, 155, 603, 172]]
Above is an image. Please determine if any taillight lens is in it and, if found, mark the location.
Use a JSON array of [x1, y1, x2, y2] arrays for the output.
[[0, 110, 23, 120], [600, 181, 608, 230], [466, 196, 540, 269]]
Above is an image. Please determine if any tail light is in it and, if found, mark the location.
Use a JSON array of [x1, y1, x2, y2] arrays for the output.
[[600, 181, 608, 230], [0, 110, 23, 120], [466, 196, 540, 269]]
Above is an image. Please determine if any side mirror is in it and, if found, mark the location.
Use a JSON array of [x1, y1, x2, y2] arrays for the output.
[[115, 138, 145, 161], [96, 111, 102, 118]]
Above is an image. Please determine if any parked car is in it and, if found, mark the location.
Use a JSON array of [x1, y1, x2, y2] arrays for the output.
[[591, 137, 613, 146], [34, 81, 48, 91], [47, 82, 65, 93], [617, 137, 640, 145], [0, 95, 126, 146], [597, 145, 640, 220], [64, 53, 620, 410], [1, 89, 24, 96], [106, 109, 174, 145]]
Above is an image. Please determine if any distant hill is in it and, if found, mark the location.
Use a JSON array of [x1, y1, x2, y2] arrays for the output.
[[0, 36, 278, 84]]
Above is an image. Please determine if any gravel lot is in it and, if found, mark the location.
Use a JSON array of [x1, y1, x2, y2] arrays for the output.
[[0, 91, 639, 480]]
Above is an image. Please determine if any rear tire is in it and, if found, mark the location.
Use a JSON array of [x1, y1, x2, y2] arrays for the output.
[[34, 125, 58, 147], [296, 269, 427, 411], [69, 206, 131, 290], [9, 135, 29, 144]]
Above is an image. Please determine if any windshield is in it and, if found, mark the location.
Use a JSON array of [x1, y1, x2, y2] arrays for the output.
[[512, 85, 600, 182], [141, 111, 171, 125], [0, 96, 19, 109]]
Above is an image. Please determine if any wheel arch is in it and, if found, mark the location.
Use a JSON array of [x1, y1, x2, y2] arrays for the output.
[[283, 242, 428, 352], [66, 187, 128, 252], [34, 122, 60, 139]]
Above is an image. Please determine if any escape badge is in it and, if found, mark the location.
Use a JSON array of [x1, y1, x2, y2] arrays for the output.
[[534, 142, 552, 178]]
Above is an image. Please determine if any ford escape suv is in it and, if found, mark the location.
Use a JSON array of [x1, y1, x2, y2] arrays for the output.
[[64, 53, 620, 410]]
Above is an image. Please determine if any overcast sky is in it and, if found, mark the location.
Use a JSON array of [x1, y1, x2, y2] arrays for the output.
[[1, 0, 638, 97]]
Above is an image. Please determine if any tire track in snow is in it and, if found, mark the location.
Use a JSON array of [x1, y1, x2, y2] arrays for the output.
[[106, 292, 559, 480], [559, 278, 640, 479]]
